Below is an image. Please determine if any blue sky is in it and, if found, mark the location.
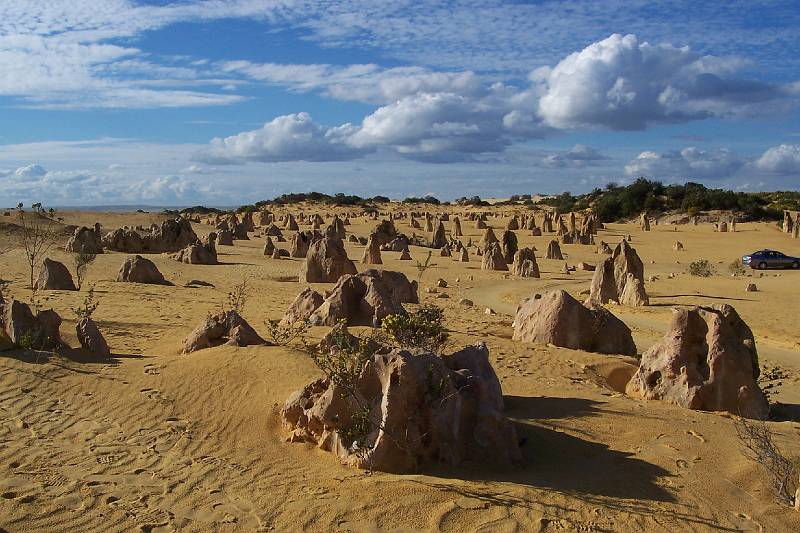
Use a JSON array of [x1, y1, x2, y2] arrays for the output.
[[1, 0, 800, 206]]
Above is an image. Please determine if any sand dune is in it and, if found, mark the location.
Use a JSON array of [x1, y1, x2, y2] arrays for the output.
[[1, 208, 799, 531]]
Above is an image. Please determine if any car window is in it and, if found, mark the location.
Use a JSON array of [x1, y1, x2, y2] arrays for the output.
[[775, 252, 785, 258]]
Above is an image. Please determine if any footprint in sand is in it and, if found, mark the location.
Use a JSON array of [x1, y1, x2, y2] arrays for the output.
[[687, 430, 706, 443]]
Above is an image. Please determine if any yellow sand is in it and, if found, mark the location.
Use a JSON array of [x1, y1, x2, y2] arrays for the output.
[[1, 207, 799, 532]]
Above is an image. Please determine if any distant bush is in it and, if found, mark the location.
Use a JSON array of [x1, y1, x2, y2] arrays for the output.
[[455, 195, 489, 206], [689, 259, 715, 277], [252, 192, 384, 207], [537, 178, 794, 223], [402, 195, 441, 205], [728, 259, 746, 276]]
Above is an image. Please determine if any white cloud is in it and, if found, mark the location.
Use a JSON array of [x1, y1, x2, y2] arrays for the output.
[[14, 163, 48, 178], [537, 34, 793, 130], [756, 144, 800, 174], [625, 146, 745, 179], [219, 61, 482, 104], [539, 145, 609, 168], [200, 112, 370, 164]]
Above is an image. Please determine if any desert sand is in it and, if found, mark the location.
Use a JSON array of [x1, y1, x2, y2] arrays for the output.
[[1, 206, 799, 532]]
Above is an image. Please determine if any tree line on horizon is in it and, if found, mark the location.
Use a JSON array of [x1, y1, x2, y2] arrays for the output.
[[175, 179, 800, 223]]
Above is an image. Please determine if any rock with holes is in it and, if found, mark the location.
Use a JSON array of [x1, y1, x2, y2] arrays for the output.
[[34, 258, 77, 291], [76, 317, 111, 358], [308, 269, 418, 327], [626, 305, 768, 419], [512, 248, 539, 278], [299, 237, 357, 283], [182, 310, 268, 354], [513, 290, 636, 355], [281, 338, 520, 473], [116, 255, 170, 285]]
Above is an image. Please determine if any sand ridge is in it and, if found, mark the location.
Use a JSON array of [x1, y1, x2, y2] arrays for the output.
[[1, 207, 799, 531]]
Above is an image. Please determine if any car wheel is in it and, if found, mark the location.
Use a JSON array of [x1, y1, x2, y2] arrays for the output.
[[792, 261, 800, 269], [758, 261, 768, 270]]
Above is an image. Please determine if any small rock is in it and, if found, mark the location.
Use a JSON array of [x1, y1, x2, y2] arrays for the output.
[[745, 283, 757, 292], [458, 298, 474, 307], [436, 293, 450, 299], [436, 279, 448, 288], [425, 287, 438, 294], [485, 308, 496, 315]]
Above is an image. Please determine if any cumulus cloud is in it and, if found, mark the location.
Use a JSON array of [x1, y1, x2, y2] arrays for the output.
[[199, 113, 370, 164], [197, 85, 550, 164], [537, 34, 795, 130], [625, 147, 745, 179], [756, 144, 800, 174]]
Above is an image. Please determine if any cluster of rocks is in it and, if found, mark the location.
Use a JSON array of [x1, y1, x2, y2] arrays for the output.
[[282, 269, 418, 327], [103, 218, 199, 253], [281, 331, 521, 473], [587, 240, 648, 307], [0, 296, 110, 358]]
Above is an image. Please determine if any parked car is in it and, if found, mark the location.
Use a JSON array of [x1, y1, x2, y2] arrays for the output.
[[742, 249, 800, 270]]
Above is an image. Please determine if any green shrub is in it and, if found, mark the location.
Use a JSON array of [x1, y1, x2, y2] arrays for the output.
[[381, 305, 449, 353], [689, 259, 715, 277]]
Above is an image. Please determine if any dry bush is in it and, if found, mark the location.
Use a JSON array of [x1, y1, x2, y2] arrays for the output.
[[734, 416, 798, 506], [264, 318, 310, 347], [689, 259, 715, 277], [71, 285, 99, 320], [73, 252, 97, 290], [226, 276, 250, 314], [414, 250, 436, 284], [16, 203, 61, 290], [727, 258, 746, 276]]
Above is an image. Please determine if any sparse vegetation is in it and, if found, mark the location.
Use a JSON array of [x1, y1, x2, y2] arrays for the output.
[[758, 364, 790, 405], [414, 250, 436, 285], [16, 203, 61, 291], [264, 318, 310, 347], [226, 276, 250, 314], [71, 285, 99, 320], [727, 258, 746, 276], [734, 416, 798, 507], [73, 252, 97, 290], [538, 179, 796, 222], [381, 305, 449, 353], [689, 259, 715, 277]]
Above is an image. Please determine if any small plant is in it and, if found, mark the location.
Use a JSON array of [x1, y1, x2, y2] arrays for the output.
[[734, 416, 798, 506], [727, 258, 746, 276], [264, 318, 310, 347], [18, 330, 35, 350], [414, 250, 436, 284], [688, 259, 715, 277], [758, 363, 789, 404], [17, 203, 61, 291], [71, 285, 99, 320], [73, 252, 97, 290], [227, 276, 250, 314], [381, 305, 449, 353]]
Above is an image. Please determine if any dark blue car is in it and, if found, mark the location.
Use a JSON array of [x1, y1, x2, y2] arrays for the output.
[[742, 249, 800, 270]]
